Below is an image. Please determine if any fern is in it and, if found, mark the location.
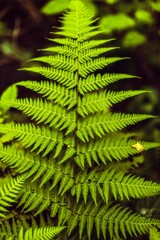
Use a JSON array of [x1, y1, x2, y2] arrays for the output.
[[0, 175, 26, 218], [150, 228, 160, 240], [16, 226, 65, 240], [0, 0, 160, 239], [0, 213, 65, 240]]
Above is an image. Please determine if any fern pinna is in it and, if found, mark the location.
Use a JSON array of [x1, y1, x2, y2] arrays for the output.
[[0, 0, 160, 239]]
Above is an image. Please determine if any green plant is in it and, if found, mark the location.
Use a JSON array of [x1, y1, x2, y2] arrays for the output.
[[150, 227, 160, 240], [0, 0, 160, 239], [41, 0, 96, 15]]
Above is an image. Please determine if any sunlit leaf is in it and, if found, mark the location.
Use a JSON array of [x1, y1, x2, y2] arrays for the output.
[[122, 31, 147, 48], [100, 13, 135, 34]]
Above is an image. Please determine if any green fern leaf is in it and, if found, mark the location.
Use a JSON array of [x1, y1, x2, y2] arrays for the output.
[[72, 168, 160, 204], [17, 182, 51, 215], [48, 37, 78, 47], [150, 228, 160, 240], [77, 113, 155, 142], [40, 45, 77, 58], [79, 57, 129, 77], [57, 164, 74, 195], [30, 55, 77, 72], [0, 145, 40, 174], [16, 81, 77, 109], [79, 39, 115, 51], [79, 73, 139, 94], [22, 67, 77, 88], [67, 202, 160, 239], [0, 145, 75, 191], [79, 47, 119, 63], [0, 124, 64, 156], [1, 99, 76, 133], [0, 175, 26, 217], [0, 213, 57, 239], [1, 1, 160, 239], [75, 137, 160, 167], [0, 124, 75, 157], [17, 226, 65, 240], [78, 90, 149, 116]]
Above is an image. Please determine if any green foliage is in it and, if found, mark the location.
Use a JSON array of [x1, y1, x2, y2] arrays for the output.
[[135, 10, 153, 24], [42, 0, 96, 15], [41, 0, 70, 15], [100, 0, 160, 56], [0, 86, 17, 113], [122, 31, 147, 48], [16, 226, 65, 240], [100, 13, 135, 33], [0, 175, 26, 218], [150, 228, 160, 240], [150, 2, 160, 12], [0, 86, 18, 148], [0, 0, 160, 239], [0, 213, 65, 240], [105, 0, 119, 5]]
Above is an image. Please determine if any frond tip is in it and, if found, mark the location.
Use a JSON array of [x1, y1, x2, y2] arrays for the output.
[[0, 175, 26, 217], [17, 226, 66, 240], [76, 114, 155, 142]]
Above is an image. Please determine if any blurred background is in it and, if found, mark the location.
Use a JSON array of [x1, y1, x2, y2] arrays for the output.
[[0, 0, 160, 237]]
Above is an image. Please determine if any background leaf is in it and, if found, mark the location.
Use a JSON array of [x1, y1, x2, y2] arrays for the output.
[[0, 85, 17, 112], [100, 13, 135, 34]]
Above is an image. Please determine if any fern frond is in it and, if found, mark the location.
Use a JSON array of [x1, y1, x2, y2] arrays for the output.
[[79, 30, 104, 42], [17, 226, 65, 240], [0, 175, 26, 217], [0, 145, 75, 191], [71, 168, 160, 204], [78, 90, 149, 116], [0, 213, 56, 239], [79, 39, 115, 51], [0, 132, 14, 144], [61, 12, 96, 30], [18, 182, 51, 215], [54, 2, 98, 36], [79, 47, 119, 63], [21, 67, 77, 88], [30, 55, 77, 72], [1, 99, 76, 133], [48, 37, 78, 47], [40, 45, 77, 58], [60, 0, 95, 33], [150, 228, 160, 240], [0, 146, 53, 181], [0, 145, 37, 173], [50, 193, 73, 226], [16, 81, 77, 109], [1, 1, 159, 240], [55, 29, 101, 41], [79, 73, 138, 94], [75, 137, 160, 167], [105, 90, 151, 106], [109, 155, 145, 172], [77, 113, 155, 142], [0, 124, 75, 157], [79, 57, 128, 77], [67, 203, 160, 239]]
